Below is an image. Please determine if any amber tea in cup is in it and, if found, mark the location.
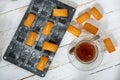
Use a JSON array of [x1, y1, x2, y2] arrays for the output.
[[75, 40, 98, 64]]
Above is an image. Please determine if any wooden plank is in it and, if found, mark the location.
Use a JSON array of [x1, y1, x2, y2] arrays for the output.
[[0, 5, 27, 31], [97, 0, 120, 13], [0, 0, 30, 14], [0, 64, 33, 80], [101, 10, 120, 30]]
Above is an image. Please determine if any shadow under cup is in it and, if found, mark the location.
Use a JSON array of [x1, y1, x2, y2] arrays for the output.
[[68, 39, 104, 71]]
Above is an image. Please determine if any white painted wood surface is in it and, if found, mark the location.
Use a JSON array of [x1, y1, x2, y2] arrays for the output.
[[0, 0, 120, 80]]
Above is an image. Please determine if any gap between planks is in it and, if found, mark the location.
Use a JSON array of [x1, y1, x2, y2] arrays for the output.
[[18, 74, 35, 80]]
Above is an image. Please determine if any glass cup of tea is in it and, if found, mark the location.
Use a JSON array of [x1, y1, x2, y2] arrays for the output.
[[68, 35, 104, 71]]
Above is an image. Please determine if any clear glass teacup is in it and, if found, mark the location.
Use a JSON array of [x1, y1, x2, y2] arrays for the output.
[[68, 35, 104, 71]]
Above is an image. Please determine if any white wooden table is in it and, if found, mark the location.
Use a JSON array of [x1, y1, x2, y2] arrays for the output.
[[0, 0, 120, 80]]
